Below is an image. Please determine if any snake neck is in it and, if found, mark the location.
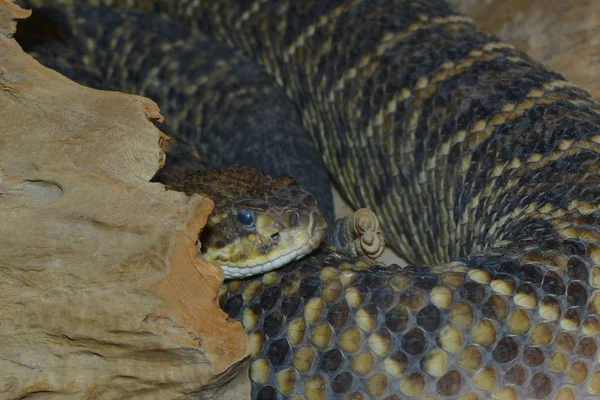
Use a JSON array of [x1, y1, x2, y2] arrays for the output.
[[192, 0, 600, 265], [17, 0, 337, 223]]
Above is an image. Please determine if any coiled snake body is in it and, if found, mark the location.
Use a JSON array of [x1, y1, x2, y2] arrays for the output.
[[18, 0, 600, 398]]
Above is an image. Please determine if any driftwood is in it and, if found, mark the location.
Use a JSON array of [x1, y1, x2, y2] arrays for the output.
[[0, 1, 248, 398]]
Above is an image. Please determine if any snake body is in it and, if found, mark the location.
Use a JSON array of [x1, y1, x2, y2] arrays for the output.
[[18, 0, 600, 398]]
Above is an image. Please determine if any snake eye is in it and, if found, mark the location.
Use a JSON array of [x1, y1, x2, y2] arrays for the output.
[[236, 209, 256, 228]]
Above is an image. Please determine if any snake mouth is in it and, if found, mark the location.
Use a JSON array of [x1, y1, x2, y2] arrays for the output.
[[205, 211, 327, 279]]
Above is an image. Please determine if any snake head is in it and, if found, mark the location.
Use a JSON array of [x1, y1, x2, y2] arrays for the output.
[[172, 167, 327, 278]]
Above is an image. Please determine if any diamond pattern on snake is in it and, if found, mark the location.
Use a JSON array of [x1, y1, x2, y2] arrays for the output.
[[16, 0, 600, 398]]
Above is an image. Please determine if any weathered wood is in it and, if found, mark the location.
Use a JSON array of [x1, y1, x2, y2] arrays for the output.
[[0, 2, 249, 398]]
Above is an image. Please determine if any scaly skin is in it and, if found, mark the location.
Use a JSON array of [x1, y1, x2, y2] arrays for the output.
[[15, 1, 336, 223], [165, 166, 326, 279], [18, 1, 600, 398]]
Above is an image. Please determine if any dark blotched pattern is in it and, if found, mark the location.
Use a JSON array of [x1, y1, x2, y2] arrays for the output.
[[16, 3, 334, 222], [19, 0, 600, 398]]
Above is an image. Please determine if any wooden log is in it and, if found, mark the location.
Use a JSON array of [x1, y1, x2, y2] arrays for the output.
[[0, 1, 249, 398]]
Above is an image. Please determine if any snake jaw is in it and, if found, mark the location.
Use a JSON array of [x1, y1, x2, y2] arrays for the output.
[[213, 211, 326, 279], [201, 194, 327, 279]]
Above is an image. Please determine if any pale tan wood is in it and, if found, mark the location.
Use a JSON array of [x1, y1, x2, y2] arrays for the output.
[[0, 2, 249, 398]]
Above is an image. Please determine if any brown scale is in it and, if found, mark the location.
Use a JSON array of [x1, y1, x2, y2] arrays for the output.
[[577, 337, 598, 358], [23, 0, 600, 398]]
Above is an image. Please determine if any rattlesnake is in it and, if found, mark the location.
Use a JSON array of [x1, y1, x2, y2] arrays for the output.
[[17, 1, 600, 398]]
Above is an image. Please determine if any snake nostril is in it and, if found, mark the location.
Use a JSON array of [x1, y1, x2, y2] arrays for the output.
[[271, 233, 280, 241], [290, 212, 298, 227], [284, 209, 299, 227]]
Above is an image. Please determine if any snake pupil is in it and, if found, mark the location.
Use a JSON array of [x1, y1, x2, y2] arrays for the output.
[[236, 209, 256, 227]]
